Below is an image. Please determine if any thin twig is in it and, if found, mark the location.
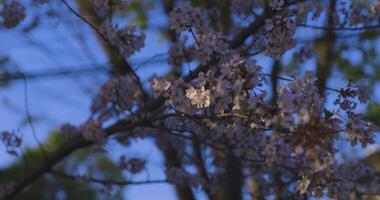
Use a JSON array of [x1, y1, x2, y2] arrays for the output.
[[22, 76, 47, 158], [298, 23, 380, 31], [261, 73, 341, 93], [188, 26, 201, 47], [49, 170, 168, 186], [61, 0, 146, 98]]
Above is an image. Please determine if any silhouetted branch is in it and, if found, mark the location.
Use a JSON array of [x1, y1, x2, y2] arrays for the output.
[[49, 170, 168, 186], [298, 23, 380, 31]]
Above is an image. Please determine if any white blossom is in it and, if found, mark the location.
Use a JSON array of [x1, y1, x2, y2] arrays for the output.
[[297, 176, 311, 194], [170, 4, 210, 34], [80, 120, 105, 141], [100, 21, 145, 58], [186, 86, 211, 109], [151, 77, 171, 94]]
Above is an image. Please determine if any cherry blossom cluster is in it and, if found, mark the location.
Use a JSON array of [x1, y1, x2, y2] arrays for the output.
[[339, 1, 378, 26], [2, 0, 380, 199], [91, 75, 141, 121], [49, 1, 380, 198], [93, 0, 129, 20], [100, 20, 145, 59], [170, 4, 210, 34], [293, 45, 314, 63], [264, 1, 296, 59], [118, 156, 146, 174], [0, 131, 21, 156], [334, 80, 371, 113], [345, 115, 376, 148], [296, 1, 324, 24], [169, 4, 231, 65], [1, 0, 25, 28], [156, 55, 264, 115], [59, 75, 142, 142], [275, 71, 324, 129], [370, 0, 380, 16], [150, 58, 377, 197], [59, 123, 81, 140], [79, 120, 105, 142]]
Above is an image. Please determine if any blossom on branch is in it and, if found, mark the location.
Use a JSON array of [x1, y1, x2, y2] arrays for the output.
[[1, 0, 25, 28], [186, 86, 211, 109]]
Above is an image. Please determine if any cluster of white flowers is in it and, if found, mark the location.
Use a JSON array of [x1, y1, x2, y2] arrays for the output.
[[160, 54, 265, 116], [153, 61, 376, 197], [293, 45, 314, 63], [0, 131, 21, 156], [263, 0, 297, 59], [370, 0, 380, 16], [118, 156, 146, 174], [334, 80, 371, 115], [326, 163, 380, 199], [213, 56, 264, 113], [151, 77, 171, 94], [168, 36, 189, 67], [168, 32, 230, 66], [80, 120, 105, 141], [169, 5, 232, 66], [170, 4, 210, 34], [93, 0, 112, 19], [297, 176, 311, 194], [276, 71, 324, 128], [185, 86, 211, 109], [53, 2, 378, 198], [100, 21, 145, 58], [93, 0, 129, 19], [91, 76, 140, 121], [3, 1, 378, 199], [356, 80, 371, 103], [163, 78, 197, 114], [346, 115, 376, 147], [127, 158, 145, 174], [290, 158, 380, 199], [270, 0, 285, 11], [190, 32, 230, 65], [60, 123, 81, 140], [341, 2, 377, 26], [1, 0, 25, 28], [296, 1, 324, 24]]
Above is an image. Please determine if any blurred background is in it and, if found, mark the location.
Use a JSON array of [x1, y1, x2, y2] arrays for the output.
[[0, 0, 380, 199]]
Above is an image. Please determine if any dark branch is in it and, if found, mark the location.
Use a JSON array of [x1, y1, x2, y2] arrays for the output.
[[298, 23, 380, 31], [61, 0, 146, 97], [49, 170, 168, 186]]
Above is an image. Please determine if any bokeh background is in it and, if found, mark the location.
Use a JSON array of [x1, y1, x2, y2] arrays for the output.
[[0, 0, 380, 199]]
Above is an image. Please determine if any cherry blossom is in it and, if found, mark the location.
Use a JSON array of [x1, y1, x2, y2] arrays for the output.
[[186, 86, 211, 109], [1, 1, 380, 199], [1, 0, 25, 28]]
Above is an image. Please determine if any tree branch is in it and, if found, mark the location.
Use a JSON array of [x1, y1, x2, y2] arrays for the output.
[[298, 23, 380, 31], [2, 118, 149, 200], [2, 1, 291, 197], [49, 170, 168, 186], [61, 0, 147, 97]]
